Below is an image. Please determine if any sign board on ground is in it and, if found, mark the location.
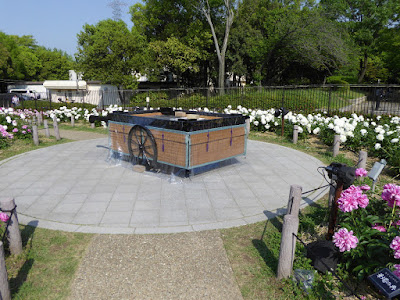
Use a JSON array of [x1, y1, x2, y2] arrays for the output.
[[368, 268, 400, 299]]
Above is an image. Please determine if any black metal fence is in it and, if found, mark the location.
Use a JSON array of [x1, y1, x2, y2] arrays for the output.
[[1, 85, 400, 116]]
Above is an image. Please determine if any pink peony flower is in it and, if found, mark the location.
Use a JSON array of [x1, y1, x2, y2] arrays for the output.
[[0, 213, 9, 223], [394, 265, 400, 279], [337, 185, 369, 212], [391, 236, 400, 259], [333, 228, 359, 252], [372, 224, 386, 232], [382, 184, 400, 208], [22, 130, 26, 134], [22, 125, 28, 129], [355, 168, 368, 177], [338, 194, 359, 212], [12, 128, 18, 133], [360, 185, 371, 191]]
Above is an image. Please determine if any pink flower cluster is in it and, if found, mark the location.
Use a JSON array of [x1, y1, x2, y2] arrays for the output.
[[355, 168, 368, 177], [338, 185, 369, 212], [371, 224, 386, 232], [382, 184, 400, 208], [0, 212, 9, 223], [394, 265, 400, 278], [333, 228, 359, 252], [390, 236, 400, 259], [0, 125, 13, 139]]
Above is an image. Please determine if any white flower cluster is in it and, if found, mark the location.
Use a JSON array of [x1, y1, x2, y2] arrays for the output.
[[223, 105, 400, 149]]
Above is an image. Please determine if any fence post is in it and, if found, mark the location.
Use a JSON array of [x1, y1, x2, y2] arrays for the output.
[[71, 115, 75, 127], [0, 242, 11, 300], [293, 125, 299, 144], [32, 124, 39, 146], [357, 150, 368, 169], [43, 119, 50, 137], [286, 185, 302, 216], [53, 118, 61, 141], [0, 198, 22, 255], [277, 214, 299, 279], [333, 135, 340, 157], [328, 88, 332, 115], [277, 185, 302, 279]]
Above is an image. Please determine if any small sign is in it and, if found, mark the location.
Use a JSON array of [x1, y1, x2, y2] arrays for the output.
[[368, 268, 400, 299]]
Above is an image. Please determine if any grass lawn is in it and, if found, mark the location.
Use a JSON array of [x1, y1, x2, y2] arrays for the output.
[[1, 123, 396, 299]]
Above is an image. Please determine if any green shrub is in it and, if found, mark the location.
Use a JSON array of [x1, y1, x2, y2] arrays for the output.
[[21, 100, 96, 111]]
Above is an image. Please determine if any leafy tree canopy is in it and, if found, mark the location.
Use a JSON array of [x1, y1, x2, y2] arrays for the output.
[[76, 19, 147, 89]]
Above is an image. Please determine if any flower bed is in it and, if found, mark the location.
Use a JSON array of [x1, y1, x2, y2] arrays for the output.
[[224, 105, 400, 172], [1, 104, 399, 172], [331, 170, 400, 281]]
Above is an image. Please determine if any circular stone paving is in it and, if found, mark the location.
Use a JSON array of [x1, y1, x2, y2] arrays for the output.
[[0, 138, 328, 234]]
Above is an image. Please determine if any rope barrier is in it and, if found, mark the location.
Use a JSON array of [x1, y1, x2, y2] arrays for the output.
[[301, 184, 331, 195]]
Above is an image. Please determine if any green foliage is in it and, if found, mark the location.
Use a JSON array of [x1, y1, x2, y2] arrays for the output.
[[149, 37, 201, 86], [320, 0, 399, 83], [232, 0, 350, 85], [333, 179, 400, 281], [21, 100, 96, 111], [76, 19, 147, 90], [0, 31, 74, 81]]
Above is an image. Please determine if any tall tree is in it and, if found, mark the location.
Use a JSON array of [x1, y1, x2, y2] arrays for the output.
[[149, 37, 200, 87], [130, 0, 212, 86], [320, 0, 399, 83], [230, 0, 349, 85], [76, 19, 146, 101], [198, 0, 237, 91]]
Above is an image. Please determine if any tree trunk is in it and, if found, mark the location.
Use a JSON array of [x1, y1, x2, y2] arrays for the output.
[[200, 0, 235, 96], [218, 57, 225, 94], [358, 52, 368, 83]]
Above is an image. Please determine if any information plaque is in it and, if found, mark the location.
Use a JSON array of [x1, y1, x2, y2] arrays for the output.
[[368, 268, 400, 299]]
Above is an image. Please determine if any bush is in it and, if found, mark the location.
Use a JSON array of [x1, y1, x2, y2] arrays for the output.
[[22, 100, 97, 111]]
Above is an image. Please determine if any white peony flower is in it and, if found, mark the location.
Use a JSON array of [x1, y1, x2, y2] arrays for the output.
[[376, 134, 384, 141], [313, 127, 320, 135], [391, 138, 399, 143], [375, 143, 381, 150]]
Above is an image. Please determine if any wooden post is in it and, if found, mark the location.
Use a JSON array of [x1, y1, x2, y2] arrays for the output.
[[245, 118, 250, 137], [91, 123, 95, 129], [333, 135, 340, 157], [286, 184, 302, 216], [0, 242, 11, 300], [326, 179, 344, 240], [53, 118, 61, 141], [277, 184, 302, 279], [277, 214, 299, 279], [0, 198, 22, 255], [71, 115, 75, 127], [36, 111, 41, 126], [328, 179, 335, 210], [32, 125, 39, 146], [357, 150, 368, 169], [43, 119, 50, 137], [293, 125, 299, 144]]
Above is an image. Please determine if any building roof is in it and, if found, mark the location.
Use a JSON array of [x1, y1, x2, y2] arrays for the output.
[[43, 80, 87, 90]]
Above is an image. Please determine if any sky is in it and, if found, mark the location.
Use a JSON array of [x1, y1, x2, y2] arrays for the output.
[[0, 0, 141, 56]]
